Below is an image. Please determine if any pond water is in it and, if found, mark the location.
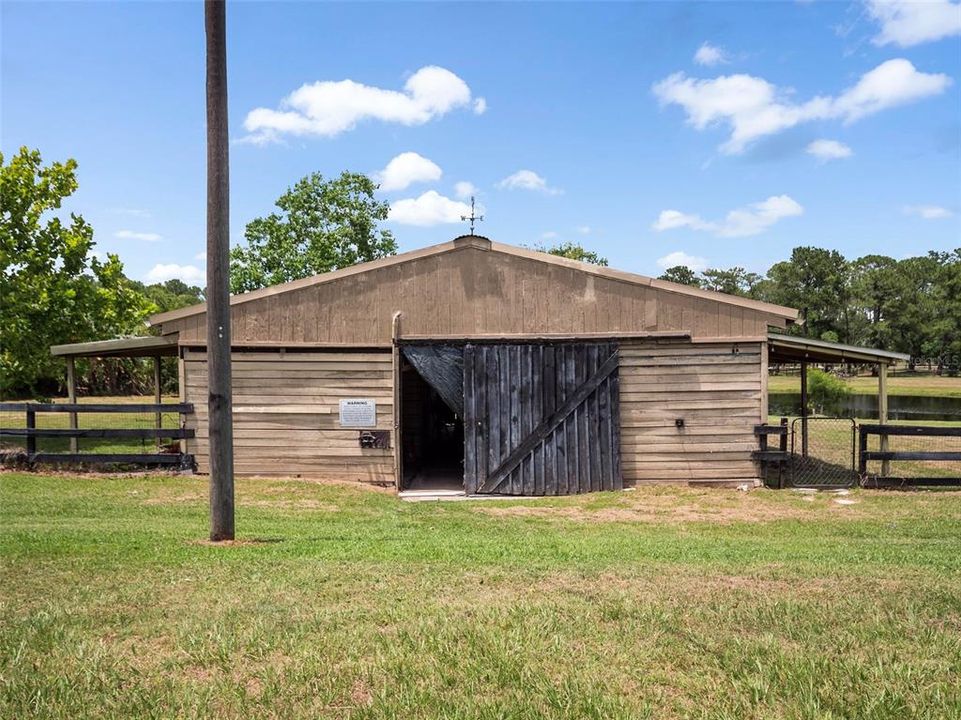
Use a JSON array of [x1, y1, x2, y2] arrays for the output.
[[768, 392, 961, 421]]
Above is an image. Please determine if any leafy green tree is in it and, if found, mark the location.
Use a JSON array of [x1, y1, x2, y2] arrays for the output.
[[886, 252, 959, 371], [0, 147, 152, 396], [658, 265, 701, 287], [131, 278, 205, 314], [930, 249, 961, 374], [761, 247, 852, 343], [537, 240, 608, 266], [849, 254, 901, 351], [229, 172, 396, 293], [806, 368, 849, 415], [701, 267, 762, 296]]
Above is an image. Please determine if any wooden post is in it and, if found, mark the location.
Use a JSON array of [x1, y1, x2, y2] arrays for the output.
[[66, 357, 78, 453], [392, 311, 403, 491], [153, 357, 162, 451], [879, 362, 890, 477], [800, 361, 808, 458], [25, 408, 36, 456], [205, 0, 234, 541]]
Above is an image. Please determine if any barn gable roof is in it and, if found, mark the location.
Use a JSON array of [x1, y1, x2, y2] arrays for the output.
[[149, 235, 799, 328]]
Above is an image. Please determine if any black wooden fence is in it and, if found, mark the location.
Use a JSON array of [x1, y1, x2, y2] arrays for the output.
[[0, 402, 194, 468], [858, 424, 961, 487]]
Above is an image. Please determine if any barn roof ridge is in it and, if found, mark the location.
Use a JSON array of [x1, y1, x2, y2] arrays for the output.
[[148, 237, 799, 327]]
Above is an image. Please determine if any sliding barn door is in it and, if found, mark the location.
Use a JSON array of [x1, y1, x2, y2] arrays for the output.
[[463, 343, 621, 495]]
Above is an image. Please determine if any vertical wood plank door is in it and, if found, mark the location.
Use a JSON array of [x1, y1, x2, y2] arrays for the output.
[[463, 342, 621, 495]]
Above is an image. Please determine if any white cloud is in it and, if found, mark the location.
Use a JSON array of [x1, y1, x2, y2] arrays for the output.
[[454, 181, 477, 199], [375, 152, 442, 192], [145, 264, 205, 284], [656, 251, 708, 272], [694, 42, 729, 66], [806, 139, 853, 161], [652, 194, 804, 238], [541, 231, 559, 240], [194, 251, 207, 261], [496, 169, 562, 195], [388, 190, 472, 226], [903, 204, 954, 219], [473, 97, 488, 114], [576, 225, 592, 234], [867, 0, 961, 47], [115, 230, 162, 242], [109, 207, 151, 218], [653, 59, 951, 154], [241, 66, 479, 144]]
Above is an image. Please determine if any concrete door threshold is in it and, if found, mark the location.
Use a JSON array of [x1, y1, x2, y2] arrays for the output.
[[398, 490, 549, 502]]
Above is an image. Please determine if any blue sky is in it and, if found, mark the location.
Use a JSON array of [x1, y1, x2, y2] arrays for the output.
[[3, 1, 959, 286]]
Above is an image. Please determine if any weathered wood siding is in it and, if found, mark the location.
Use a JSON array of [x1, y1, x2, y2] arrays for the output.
[[183, 349, 394, 481], [463, 343, 621, 495], [619, 339, 763, 485], [162, 245, 782, 346]]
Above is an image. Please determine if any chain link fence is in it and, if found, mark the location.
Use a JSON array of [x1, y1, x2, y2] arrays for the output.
[[790, 417, 858, 488]]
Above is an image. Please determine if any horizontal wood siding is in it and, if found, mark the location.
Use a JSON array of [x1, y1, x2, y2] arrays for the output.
[[183, 350, 394, 482], [163, 247, 780, 345], [619, 339, 762, 485]]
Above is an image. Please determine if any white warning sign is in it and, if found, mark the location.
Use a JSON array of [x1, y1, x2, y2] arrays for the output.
[[339, 399, 377, 428]]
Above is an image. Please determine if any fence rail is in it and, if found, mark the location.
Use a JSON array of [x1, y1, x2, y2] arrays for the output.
[[858, 423, 961, 487], [0, 402, 194, 469]]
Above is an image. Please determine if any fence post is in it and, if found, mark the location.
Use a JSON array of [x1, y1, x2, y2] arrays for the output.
[[66, 357, 78, 453], [154, 357, 163, 451], [858, 426, 868, 477], [779, 417, 788, 490], [800, 362, 808, 458], [879, 363, 890, 477], [25, 408, 36, 456]]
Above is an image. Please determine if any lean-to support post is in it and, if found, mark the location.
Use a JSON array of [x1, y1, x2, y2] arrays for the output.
[[205, 0, 234, 541], [153, 357, 162, 451], [879, 362, 890, 477], [800, 361, 808, 458], [66, 357, 78, 453]]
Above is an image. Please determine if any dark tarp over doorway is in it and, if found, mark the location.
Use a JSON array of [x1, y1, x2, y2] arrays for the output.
[[399, 345, 466, 492], [400, 345, 465, 415]]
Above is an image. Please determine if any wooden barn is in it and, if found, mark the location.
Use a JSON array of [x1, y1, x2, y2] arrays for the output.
[[141, 234, 804, 495]]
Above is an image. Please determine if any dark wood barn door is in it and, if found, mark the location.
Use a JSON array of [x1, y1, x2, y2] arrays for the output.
[[463, 343, 621, 495]]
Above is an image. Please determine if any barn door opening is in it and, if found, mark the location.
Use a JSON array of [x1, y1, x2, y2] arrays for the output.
[[399, 345, 466, 493], [463, 342, 621, 496]]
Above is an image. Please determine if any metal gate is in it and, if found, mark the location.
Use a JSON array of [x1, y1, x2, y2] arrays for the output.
[[463, 342, 621, 495], [791, 417, 857, 488]]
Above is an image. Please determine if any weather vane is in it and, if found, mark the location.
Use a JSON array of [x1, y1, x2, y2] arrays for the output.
[[461, 196, 484, 235]]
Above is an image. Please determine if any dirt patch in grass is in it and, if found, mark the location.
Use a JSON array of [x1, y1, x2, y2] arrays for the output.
[[188, 538, 284, 547], [475, 489, 863, 524], [143, 491, 206, 505], [243, 499, 340, 512]]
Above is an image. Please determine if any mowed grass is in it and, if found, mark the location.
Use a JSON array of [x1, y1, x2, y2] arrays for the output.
[[2, 474, 960, 719], [768, 372, 961, 398]]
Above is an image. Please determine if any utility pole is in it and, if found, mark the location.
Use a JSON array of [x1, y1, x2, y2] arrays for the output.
[[205, 0, 234, 541]]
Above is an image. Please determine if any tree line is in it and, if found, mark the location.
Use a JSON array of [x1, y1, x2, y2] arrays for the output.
[[3, 147, 957, 398], [658, 248, 960, 372]]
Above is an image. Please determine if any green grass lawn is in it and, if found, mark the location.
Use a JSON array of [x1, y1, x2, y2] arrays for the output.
[[2, 474, 960, 719], [768, 372, 961, 398]]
